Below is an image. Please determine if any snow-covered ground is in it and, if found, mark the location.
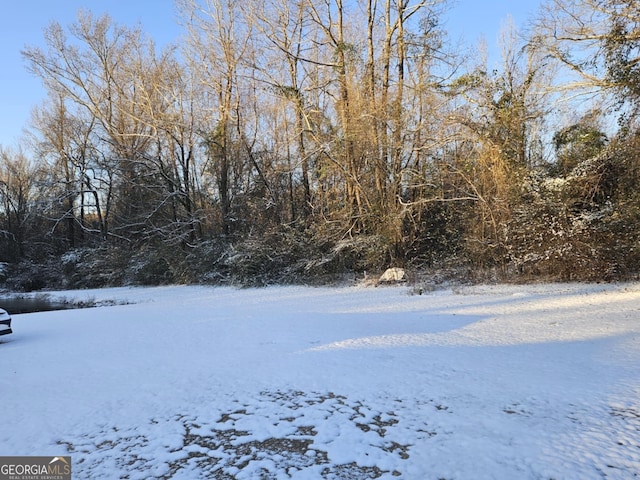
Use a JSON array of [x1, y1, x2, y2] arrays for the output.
[[1, 283, 639, 479]]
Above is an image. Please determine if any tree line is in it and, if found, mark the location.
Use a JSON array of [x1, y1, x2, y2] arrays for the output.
[[1, 0, 639, 289]]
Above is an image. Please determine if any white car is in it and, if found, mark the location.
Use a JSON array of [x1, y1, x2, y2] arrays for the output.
[[0, 308, 12, 336]]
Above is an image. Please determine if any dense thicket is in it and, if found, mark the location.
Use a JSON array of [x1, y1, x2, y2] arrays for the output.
[[1, 0, 639, 290]]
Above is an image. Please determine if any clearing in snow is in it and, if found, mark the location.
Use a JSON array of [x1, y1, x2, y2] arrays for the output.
[[1, 283, 639, 479]]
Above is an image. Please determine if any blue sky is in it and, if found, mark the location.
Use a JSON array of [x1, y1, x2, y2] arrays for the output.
[[0, 0, 541, 148]]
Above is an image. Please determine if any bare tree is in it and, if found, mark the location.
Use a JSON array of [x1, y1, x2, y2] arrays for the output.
[[30, 93, 110, 244], [534, 0, 640, 109], [24, 11, 210, 246], [23, 12, 156, 242], [438, 20, 554, 268], [179, 0, 255, 234], [253, 0, 317, 221], [0, 147, 42, 258]]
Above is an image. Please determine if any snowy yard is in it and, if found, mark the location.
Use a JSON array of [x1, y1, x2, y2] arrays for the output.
[[1, 283, 639, 479]]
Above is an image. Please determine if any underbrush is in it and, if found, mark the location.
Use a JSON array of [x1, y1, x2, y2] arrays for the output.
[[2, 219, 638, 292]]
